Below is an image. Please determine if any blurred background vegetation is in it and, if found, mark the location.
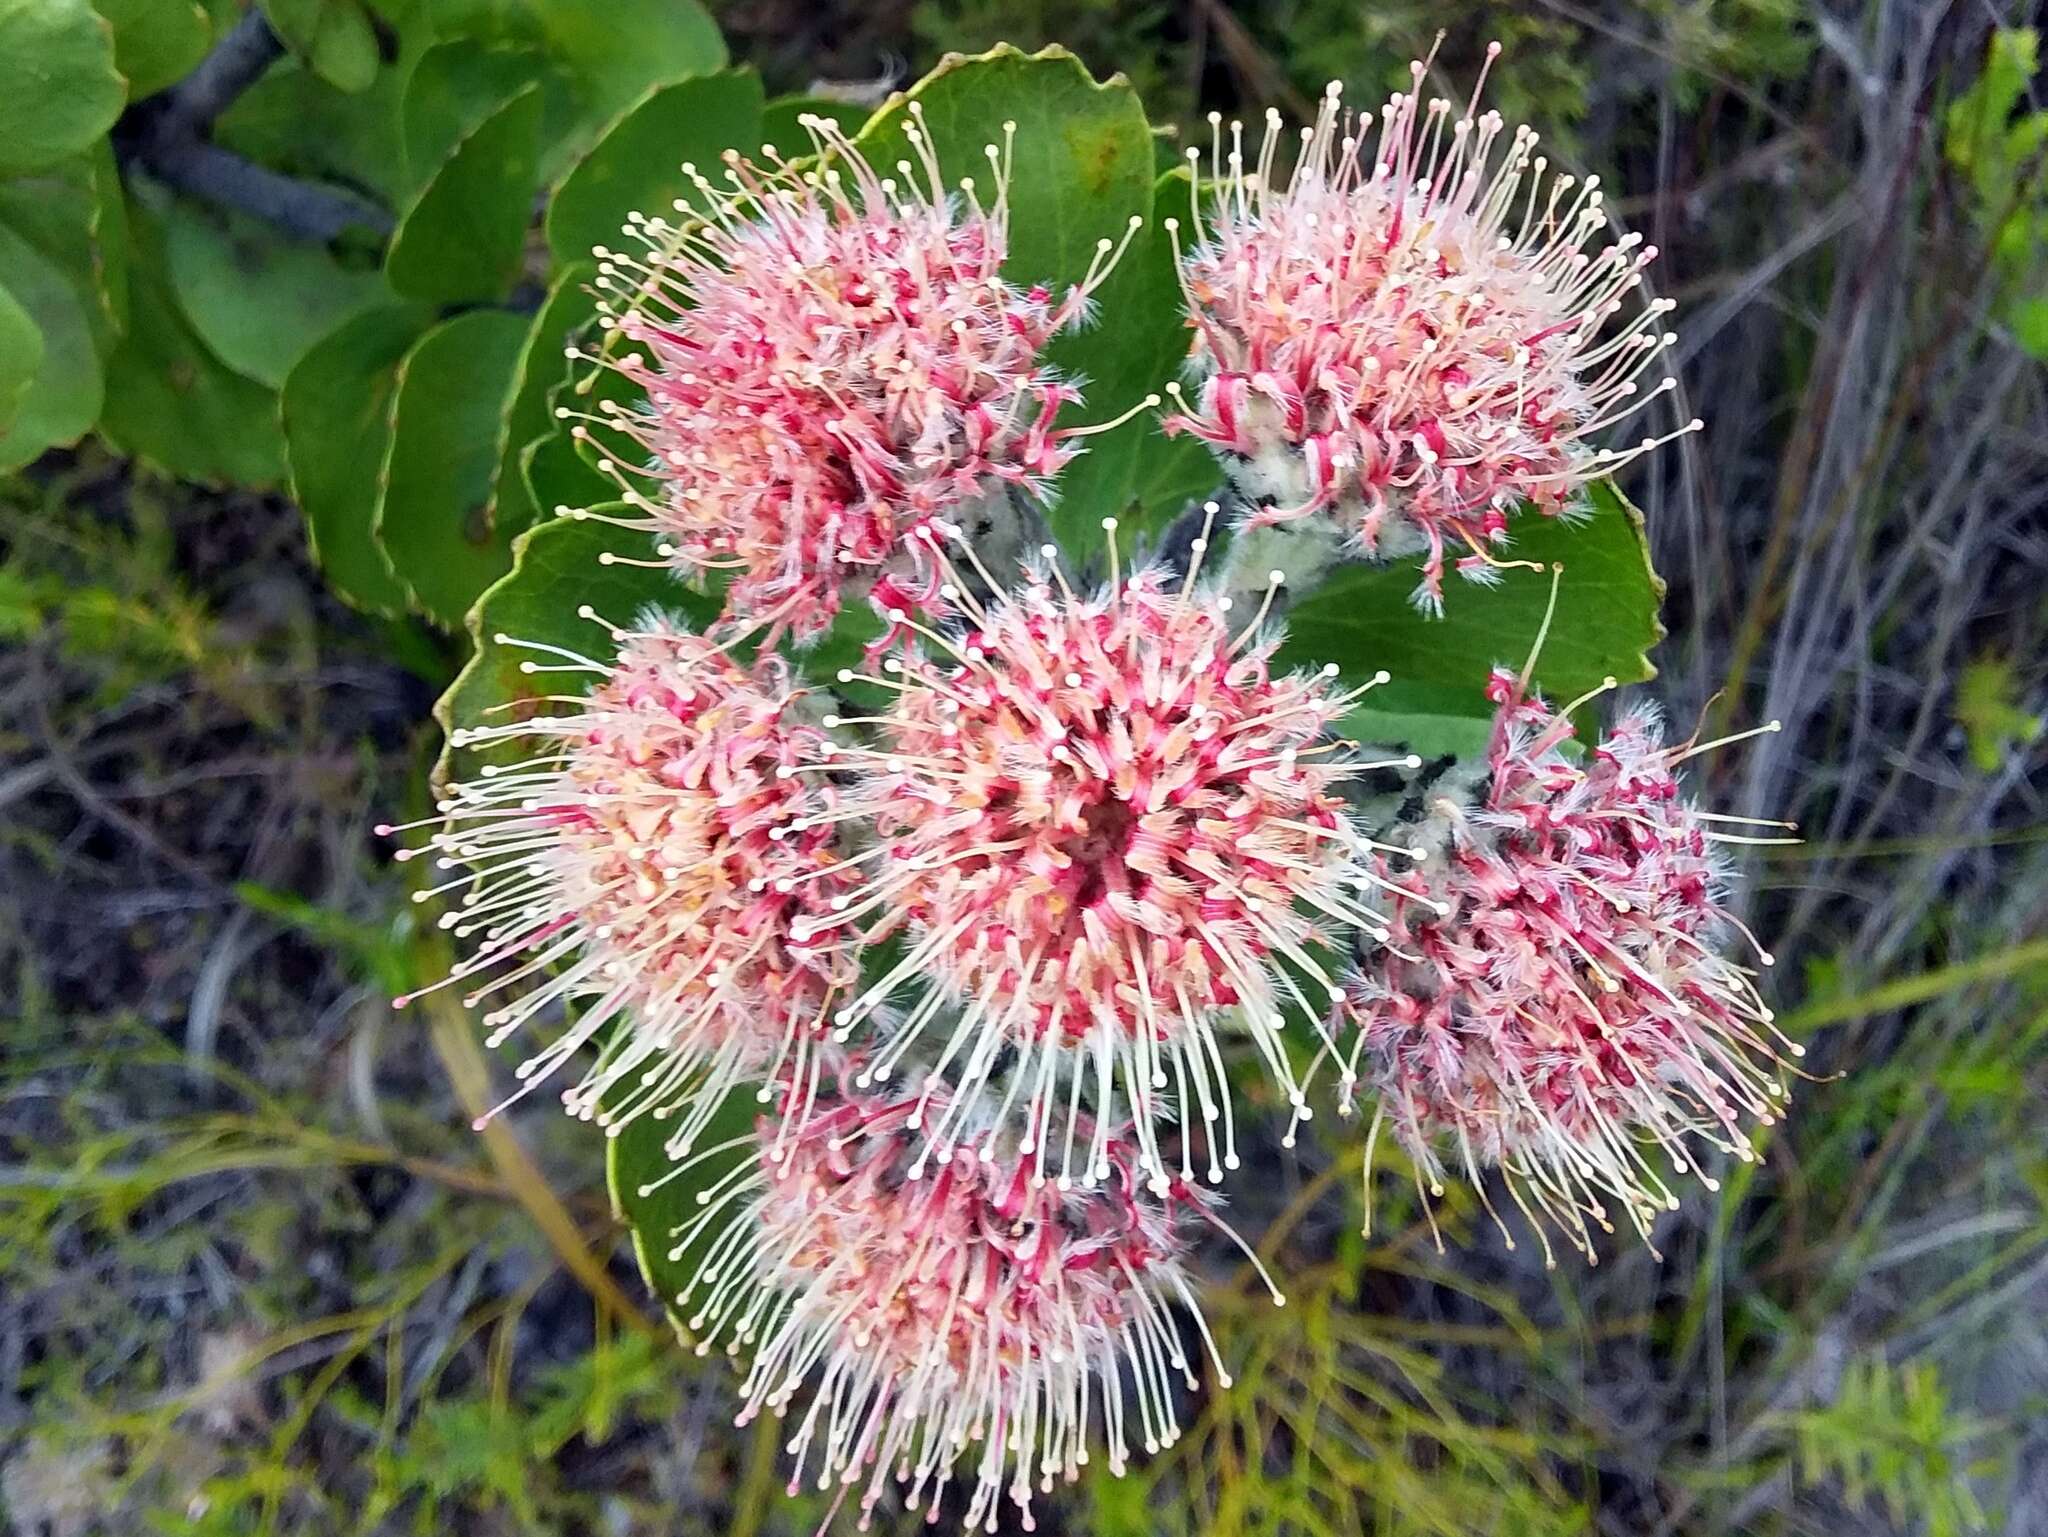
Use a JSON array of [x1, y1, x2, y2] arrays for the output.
[[3, 0, 2046, 1533]]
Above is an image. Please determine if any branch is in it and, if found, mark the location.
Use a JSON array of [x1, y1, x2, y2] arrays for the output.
[[141, 139, 395, 242], [120, 8, 395, 243], [155, 8, 286, 136]]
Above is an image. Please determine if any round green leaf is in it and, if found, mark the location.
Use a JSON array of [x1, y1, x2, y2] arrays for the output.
[[385, 82, 542, 305], [215, 58, 401, 202], [758, 94, 870, 160], [1049, 167, 1218, 554], [0, 148, 130, 344], [401, 38, 560, 186], [259, 0, 379, 93], [0, 224, 102, 471], [375, 308, 530, 628], [0, 279, 43, 434], [518, 424, 610, 534], [282, 303, 429, 615], [91, 0, 212, 99], [544, 68, 765, 267], [1280, 481, 1666, 751], [607, 1080, 757, 1329], [98, 202, 284, 487], [529, 0, 724, 117], [517, 268, 646, 517], [430, 0, 724, 176], [857, 46, 1151, 314], [88, 145, 130, 335], [164, 200, 389, 387], [0, 0, 125, 177], [489, 263, 596, 537], [433, 510, 717, 784]]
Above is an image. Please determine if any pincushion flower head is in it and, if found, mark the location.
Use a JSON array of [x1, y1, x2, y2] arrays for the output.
[[794, 526, 1417, 1194], [1164, 47, 1698, 613], [567, 104, 1146, 643], [664, 1067, 1276, 1531], [384, 617, 859, 1156], [1335, 666, 1801, 1263]]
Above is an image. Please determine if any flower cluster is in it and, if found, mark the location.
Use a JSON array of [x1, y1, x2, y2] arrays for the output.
[[390, 49, 1794, 1533], [1165, 49, 1697, 611], [800, 547, 1404, 1194], [565, 105, 1139, 643], [384, 619, 857, 1158], [666, 1068, 1271, 1530], [1333, 670, 1799, 1264]]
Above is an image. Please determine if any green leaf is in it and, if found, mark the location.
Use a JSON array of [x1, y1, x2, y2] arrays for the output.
[[489, 263, 596, 536], [0, 0, 125, 177], [1085, 1462, 1159, 1537], [518, 423, 610, 529], [512, 277, 646, 521], [1280, 481, 1665, 751], [282, 303, 430, 615], [0, 223, 102, 471], [1332, 707, 1495, 760], [424, 0, 724, 180], [163, 200, 389, 387], [213, 0, 432, 205], [97, 201, 285, 486], [259, 0, 380, 93], [216, 61, 414, 206], [1955, 654, 2044, 772], [374, 308, 530, 628], [91, 0, 212, 99], [385, 82, 542, 304], [758, 93, 870, 159], [528, 0, 725, 113], [1944, 28, 2039, 187], [88, 145, 130, 334], [607, 1079, 756, 1329], [435, 0, 725, 120], [0, 148, 130, 344], [1049, 168, 1217, 553], [2009, 293, 2048, 360], [0, 280, 42, 434], [854, 44, 1153, 304], [544, 68, 765, 267], [432, 510, 717, 784], [851, 46, 1182, 559], [0, 151, 124, 447], [400, 38, 559, 184], [0, 566, 45, 639]]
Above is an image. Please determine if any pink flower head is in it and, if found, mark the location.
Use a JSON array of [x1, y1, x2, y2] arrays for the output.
[[1163, 48, 1698, 612], [1335, 669, 1800, 1262], [666, 1070, 1274, 1530], [799, 534, 1408, 1194], [568, 105, 1143, 642], [386, 618, 859, 1155]]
